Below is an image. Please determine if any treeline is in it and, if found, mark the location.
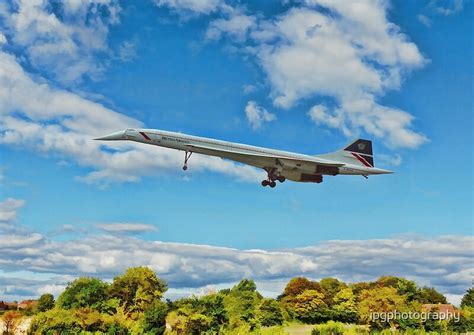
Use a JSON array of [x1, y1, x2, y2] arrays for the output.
[[2, 267, 473, 334]]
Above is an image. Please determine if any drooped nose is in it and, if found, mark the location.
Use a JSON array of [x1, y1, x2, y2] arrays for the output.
[[94, 130, 125, 141]]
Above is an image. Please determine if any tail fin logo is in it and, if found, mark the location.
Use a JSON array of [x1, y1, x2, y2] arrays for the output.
[[357, 142, 366, 151]]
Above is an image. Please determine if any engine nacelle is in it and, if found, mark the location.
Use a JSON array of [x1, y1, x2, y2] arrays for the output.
[[282, 171, 323, 183]]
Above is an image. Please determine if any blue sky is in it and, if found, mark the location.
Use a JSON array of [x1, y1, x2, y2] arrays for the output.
[[0, 0, 472, 303]]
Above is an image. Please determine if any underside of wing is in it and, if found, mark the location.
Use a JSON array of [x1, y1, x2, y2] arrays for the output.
[[185, 143, 344, 170]]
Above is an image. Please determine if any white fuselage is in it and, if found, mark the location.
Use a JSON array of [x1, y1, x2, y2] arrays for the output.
[[121, 128, 389, 178]]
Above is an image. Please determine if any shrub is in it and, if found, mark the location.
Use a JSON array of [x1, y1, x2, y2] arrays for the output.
[[311, 321, 345, 335]]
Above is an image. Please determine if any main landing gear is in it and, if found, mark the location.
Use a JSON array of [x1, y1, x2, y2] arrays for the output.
[[261, 168, 285, 188], [182, 151, 192, 170]]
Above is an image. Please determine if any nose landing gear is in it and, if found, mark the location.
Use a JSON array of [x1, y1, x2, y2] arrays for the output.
[[183, 151, 192, 171]]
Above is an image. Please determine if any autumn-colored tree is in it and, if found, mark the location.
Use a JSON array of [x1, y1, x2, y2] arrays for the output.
[[358, 286, 408, 329], [109, 266, 167, 314], [280, 277, 321, 298], [320, 278, 346, 305], [2, 311, 22, 335]]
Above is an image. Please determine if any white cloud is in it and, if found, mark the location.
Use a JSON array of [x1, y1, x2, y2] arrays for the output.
[[155, 0, 226, 16], [378, 153, 402, 167], [0, 0, 121, 83], [118, 39, 138, 62], [245, 101, 277, 130], [242, 3, 427, 148], [0, 51, 264, 185], [0, 204, 471, 303], [206, 13, 256, 41], [96, 222, 158, 234], [417, 14, 432, 27], [243, 84, 257, 94], [430, 0, 465, 15], [0, 226, 471, 303], [0, 198, 25, 222]]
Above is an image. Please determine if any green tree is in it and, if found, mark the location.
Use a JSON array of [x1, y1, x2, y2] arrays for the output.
[[292, 289, 328, 323], [200, 294, 228, 331], [141, 299, 168, 334], [417, 286, 447, 304], [224, 279, 261, 329], [461, 287, 474, 308], [57, 277, 109, 310], [332, 287, 358, 323], [109, 267, 167, 314], [257, 298, 283, 327], [377, 276, 419, 302], [36, 293, 55, 312]]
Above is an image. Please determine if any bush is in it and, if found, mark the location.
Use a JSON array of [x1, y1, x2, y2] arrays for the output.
[[311, 321, 345, 335]]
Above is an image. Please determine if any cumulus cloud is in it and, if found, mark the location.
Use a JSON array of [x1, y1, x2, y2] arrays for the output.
[[96, 222, 158, 234], [0, 51, 264, 185], [0, 198, 25, 222], [246, 3, 427, 148], [0, 0, 121, 83], [245, 101, 277, 130], [196, 1, 428, 148]]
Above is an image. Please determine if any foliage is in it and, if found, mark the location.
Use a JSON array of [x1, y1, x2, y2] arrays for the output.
[[36, 293, 55, 312], [224, 279, 261, 330], [1, 311, 22, 335], [29, 307, 128, 334], [311, 320, 345, 335], [280, 277, 321, 299], [291, 289, 329, 324], [461, 287, 474, 308], [56, 277, 109, 311], [26, 267, 471, 334], [332, 287, 358, 323], [141, 299, 168, 334], [357, 286, 408, 329], [257, 298, 283, 327], [417, 287, 448, 304], [109, 266, 168, 315], [319, 278, 346, 305]]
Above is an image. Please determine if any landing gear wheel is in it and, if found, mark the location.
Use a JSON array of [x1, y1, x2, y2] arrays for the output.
[[277, 176, 286, 183], [269, 181, 276, 188], [182, 151, 192, 171], [261, 180, 269, 187]]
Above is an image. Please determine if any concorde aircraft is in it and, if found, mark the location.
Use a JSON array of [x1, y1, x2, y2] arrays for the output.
[[95, 128, 392, 187]]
